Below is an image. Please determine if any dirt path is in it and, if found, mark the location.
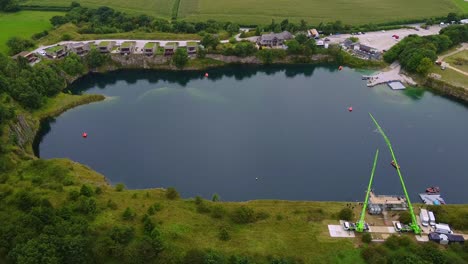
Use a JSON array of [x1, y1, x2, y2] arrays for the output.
[[438, 43, 468, 77]]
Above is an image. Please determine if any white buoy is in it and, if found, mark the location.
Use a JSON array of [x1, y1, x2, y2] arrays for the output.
[[255, 177, 258, 180]]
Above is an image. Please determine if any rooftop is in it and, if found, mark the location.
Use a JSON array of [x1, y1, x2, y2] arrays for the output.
[[369, 192, 406, 205], [46, 45, 64, 53], [187, 42, 198, 47], [99, 41, 111, 47], [144, 42, 158, 49], [165, 42, 178, 48], [121, 41, 136, 48], [260, 31, 293, 41]]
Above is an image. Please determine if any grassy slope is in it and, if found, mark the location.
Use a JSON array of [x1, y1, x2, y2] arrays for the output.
[[430, 65, 468, 88], [445, 50, 468, 73], [38, 24, 202, 46], [0, 11, 64, 54], [22, 0, 465, 25]]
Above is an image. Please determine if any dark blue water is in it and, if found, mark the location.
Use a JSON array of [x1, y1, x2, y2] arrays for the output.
[[36, 65, 468, 202]]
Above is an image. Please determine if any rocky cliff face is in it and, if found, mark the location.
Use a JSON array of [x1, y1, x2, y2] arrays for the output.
[[426, 77, 468, 102], [8, 115, 37, 153]]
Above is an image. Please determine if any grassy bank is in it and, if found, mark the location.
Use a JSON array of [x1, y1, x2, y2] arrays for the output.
[[0, 10, 64, 53], [32, 92, 105, 119]]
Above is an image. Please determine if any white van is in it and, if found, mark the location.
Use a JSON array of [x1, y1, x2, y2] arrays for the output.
[[435, 223, 452, 234], [428, 211, 436, 226], [420, 209, 429, 227]]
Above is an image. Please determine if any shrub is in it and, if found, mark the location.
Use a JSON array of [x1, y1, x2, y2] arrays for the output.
[[80, 184, 94, 197], [212, 193, 220, 202], [256, 211, 270, 221], [196, 201, 211, 214], [172, 48, 188, 69], [398, 211, 412, 224], [195, 195, 203, 205], [61, 34, 72, 41], [211, 205, 226, 219], [166, 187, 180, 200], [107, 199, 118, 210], [115, 183, 126, 192], [68, 190, 80, 201], [218, 227, 231, 241], [362, 233, 372, 243], [338, 208, 354, 221], [95, 186, 102, 195], [122, 207, 136, 221], [231, 206, 256, 224]]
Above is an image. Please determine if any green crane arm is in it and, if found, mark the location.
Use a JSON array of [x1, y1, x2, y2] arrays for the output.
[[356, 149, 379, 232], [369, 113, 421, 234]]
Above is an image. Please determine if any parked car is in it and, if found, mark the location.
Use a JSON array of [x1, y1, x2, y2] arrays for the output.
[[343, 221, 356, 231], [394, 222, 412, 232]]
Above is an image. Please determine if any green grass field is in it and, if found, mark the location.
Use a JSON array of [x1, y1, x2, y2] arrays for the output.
[[23, 0, 176, 18], [23, 0, 465, 25], [430, 65, 468, 88], [0, 11, 64, 54]]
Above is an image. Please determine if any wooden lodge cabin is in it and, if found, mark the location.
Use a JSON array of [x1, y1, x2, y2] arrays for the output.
[[12, 51, 39, 63], [143, 42, 158, 56], [98, 41, 115, 53], [186, 42, 198, 54], [164, 42, 178, 56], [120, 41, 136, 55], [45, 45, 68, 59], [67, 42, 90, 56]]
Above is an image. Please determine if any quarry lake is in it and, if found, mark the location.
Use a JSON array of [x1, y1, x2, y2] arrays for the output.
[[35, 65, 468, 203]]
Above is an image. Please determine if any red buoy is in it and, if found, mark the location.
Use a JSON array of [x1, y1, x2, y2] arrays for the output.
[[339, 66, 343, 71], [348, 107, 353, 112], [82, 132, 88, 138], [204, 73, 209, 77]]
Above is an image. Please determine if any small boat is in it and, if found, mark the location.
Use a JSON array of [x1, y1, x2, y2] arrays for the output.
[[426, 186, 440, 194], [391, 160, 400, 169]]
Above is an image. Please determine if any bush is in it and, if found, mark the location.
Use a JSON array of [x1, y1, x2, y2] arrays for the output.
[[231, 206, 256, 224], [398, 211, 412, 224], [212, 193, 220, 202], [172, 48, 189, 69], [211, 205, 226, 219], [362, 233, 372, 243], [338, 208, 354, 221], [218, 227, 230, 241], [107, 199, 118, 210], [166, 187, 180, 200], [115, 183, 126, 192], [6, 37, 35, 55], [122, 207, 136, 221], [95, 186, 102, 195], [61, 34, 72, 41], [80, 184, 94, 197]]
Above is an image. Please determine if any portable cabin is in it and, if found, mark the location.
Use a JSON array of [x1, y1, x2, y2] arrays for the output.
[[428, 211, 436, 226], [68, 42, 90, 56], [98, 41, 115, 53], [45, 45, 68, 59], [186, 42, 198, 54], [164, 42, 178, 56], [435, 223, 452, 234], [420, 208, 429, 227], [143, 42, 158, 56]]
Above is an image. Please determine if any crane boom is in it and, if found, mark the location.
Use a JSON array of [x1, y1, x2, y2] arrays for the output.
[[369, 113, 421, 234], [356, 149, 379, 232]]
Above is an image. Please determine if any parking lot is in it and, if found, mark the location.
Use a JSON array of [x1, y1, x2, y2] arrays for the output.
[[327, 24, 442, 52]]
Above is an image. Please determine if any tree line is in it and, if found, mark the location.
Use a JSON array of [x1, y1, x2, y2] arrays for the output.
[[383, 24, 468, 75]]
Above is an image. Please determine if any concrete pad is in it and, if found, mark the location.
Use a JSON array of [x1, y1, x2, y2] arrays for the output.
[[328, 225, 355, 238], [370, 226, 396, 233], [416, 235, 429, 242]]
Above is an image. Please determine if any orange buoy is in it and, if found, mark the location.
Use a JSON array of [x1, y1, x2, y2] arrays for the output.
[[339, 66, 343, 71], [348, 107, 353, 112], [204, 73, 209, 77], [82, 132, 88, 138]]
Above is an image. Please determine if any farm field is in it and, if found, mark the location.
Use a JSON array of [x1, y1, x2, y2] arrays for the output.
[[23, 0, 465, 25], [0, 11, 64, 54], [22, 0, 176, 18]]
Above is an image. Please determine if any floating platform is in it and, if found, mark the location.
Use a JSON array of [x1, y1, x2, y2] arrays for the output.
[[388, 81, 406, 90], [419, 193, 446, 205]]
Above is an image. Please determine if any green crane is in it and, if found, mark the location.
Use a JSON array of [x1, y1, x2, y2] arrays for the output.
[[369, 113, 421, 234], [356, 149, 379, 232]]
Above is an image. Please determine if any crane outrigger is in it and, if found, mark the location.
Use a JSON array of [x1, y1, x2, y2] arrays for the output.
[[355, 149, 379, 232]]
